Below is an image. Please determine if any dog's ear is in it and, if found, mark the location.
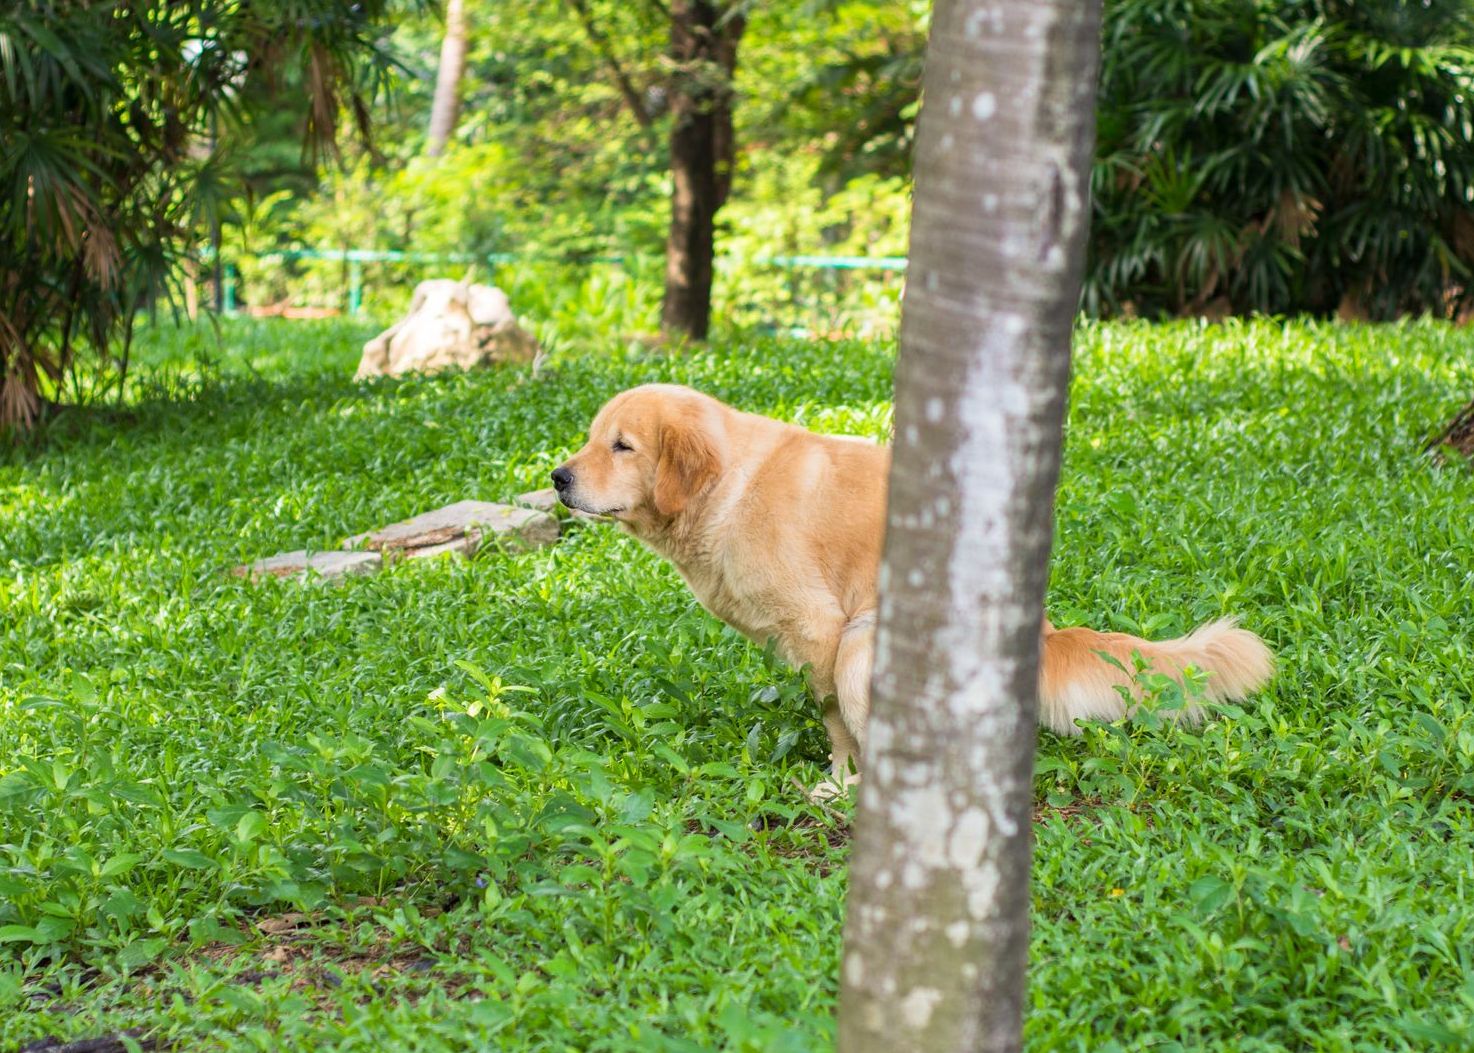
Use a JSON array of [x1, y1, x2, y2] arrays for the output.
[[654, 414, 720, 517]]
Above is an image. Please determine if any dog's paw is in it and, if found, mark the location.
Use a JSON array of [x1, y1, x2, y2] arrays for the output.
[[805, 771, 861, 804], [806, 779, 846, 803]]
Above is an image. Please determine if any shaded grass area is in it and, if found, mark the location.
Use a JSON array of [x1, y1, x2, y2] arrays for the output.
[[2, 317, 1473, 1051]]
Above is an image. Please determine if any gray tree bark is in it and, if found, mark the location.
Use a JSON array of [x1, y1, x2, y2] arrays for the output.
[[426, 0, 470, 157], [836, 1, 1103, 1051]]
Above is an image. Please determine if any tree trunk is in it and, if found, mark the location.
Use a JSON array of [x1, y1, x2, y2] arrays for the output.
[[1427, 397, 1474, 461], [426, 0, 470, 158], [837, 1, 1103, 1051], [660, 0, 744, 341]]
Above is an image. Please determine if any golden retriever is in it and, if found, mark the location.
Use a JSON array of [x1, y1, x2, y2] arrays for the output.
[[553, 384, 1273, 795]]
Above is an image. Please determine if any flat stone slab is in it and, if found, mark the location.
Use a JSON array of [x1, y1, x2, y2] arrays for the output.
[[514, 487, 560, 513], [402, 535, 479, 561], [234, 549, 381, 582], [355, 500, 559, 557], [508, 488, 609, 524]]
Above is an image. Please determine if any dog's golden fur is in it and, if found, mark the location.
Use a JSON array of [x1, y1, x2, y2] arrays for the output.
[[555, 384, 1273, 791]]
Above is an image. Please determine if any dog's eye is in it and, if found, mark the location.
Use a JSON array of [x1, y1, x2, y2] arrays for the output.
[[612, 438, 633, 453]]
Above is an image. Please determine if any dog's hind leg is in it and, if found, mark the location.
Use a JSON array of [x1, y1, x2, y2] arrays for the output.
[[833, 613, 875, 753], [792, 614, 873, 801], [809, 613, 874, 799], [820, 700, 861, 792]]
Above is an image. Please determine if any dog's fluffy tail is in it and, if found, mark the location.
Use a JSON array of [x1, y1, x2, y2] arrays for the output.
[[1039, 617, 1274, 735]]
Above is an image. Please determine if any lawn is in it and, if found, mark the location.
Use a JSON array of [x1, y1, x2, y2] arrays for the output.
[[2, 316, 1473, 1051]]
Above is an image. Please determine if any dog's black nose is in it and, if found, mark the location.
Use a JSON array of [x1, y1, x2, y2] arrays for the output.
[[551, 467, 573, 491]]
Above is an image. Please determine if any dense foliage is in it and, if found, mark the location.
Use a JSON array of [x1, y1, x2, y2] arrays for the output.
[[9, 0, 1474, 433], [0, 0, 404, 432], [1089, 0, 1474, 320], [2, 316, 1472, 1049], [229, 0, 915, 321], [232, 0, 1474, 324]]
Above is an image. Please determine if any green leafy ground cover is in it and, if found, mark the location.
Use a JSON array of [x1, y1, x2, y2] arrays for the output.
[[2, 318, 1473, 1051]]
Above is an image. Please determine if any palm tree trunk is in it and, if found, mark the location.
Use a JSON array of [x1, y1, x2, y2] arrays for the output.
[[660, 0, 744, 341], [837, 1, 1104, 1050], [426, 0, 470, 158]]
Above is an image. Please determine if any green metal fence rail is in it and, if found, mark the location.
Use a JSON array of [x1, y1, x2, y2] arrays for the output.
[[218, 249, 908, 316], [759, 255, 907, 271]]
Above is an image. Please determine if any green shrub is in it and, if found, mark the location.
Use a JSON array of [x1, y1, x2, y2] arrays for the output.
[[1089, 0, 1474, 319], [0, 0, 404, 434]]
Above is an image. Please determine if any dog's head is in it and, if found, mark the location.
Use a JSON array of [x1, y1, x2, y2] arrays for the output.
[[552, 384, 725, 525]]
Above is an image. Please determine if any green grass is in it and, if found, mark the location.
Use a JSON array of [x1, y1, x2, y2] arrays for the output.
[[2, 315, 1473, 1051]]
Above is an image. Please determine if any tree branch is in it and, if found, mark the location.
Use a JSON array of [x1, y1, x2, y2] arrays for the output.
[[566, 0, 654, 130]]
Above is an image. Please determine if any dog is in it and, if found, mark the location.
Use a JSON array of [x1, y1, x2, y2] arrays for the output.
[[553, 383, 1273, 795]]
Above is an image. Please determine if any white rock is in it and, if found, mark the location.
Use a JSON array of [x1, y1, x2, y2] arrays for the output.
[[355, 277, 540, 380]]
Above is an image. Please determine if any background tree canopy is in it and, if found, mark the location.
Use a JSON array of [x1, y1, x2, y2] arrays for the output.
[[0, 0, 408, 432], [1089, 0, 1474, 320], [5, 0, 1474, 432], [220, 0, 1474, 320]]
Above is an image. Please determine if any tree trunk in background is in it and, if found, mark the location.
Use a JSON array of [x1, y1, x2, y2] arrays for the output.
[[837, 0, 1103, 1050], [426, 0, 470, 157], [661, 0, 744, 341], [1427, 397, 1474, 461]]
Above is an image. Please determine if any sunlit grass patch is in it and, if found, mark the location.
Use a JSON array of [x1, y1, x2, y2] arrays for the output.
[[2, 317, 1472, 1050]]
